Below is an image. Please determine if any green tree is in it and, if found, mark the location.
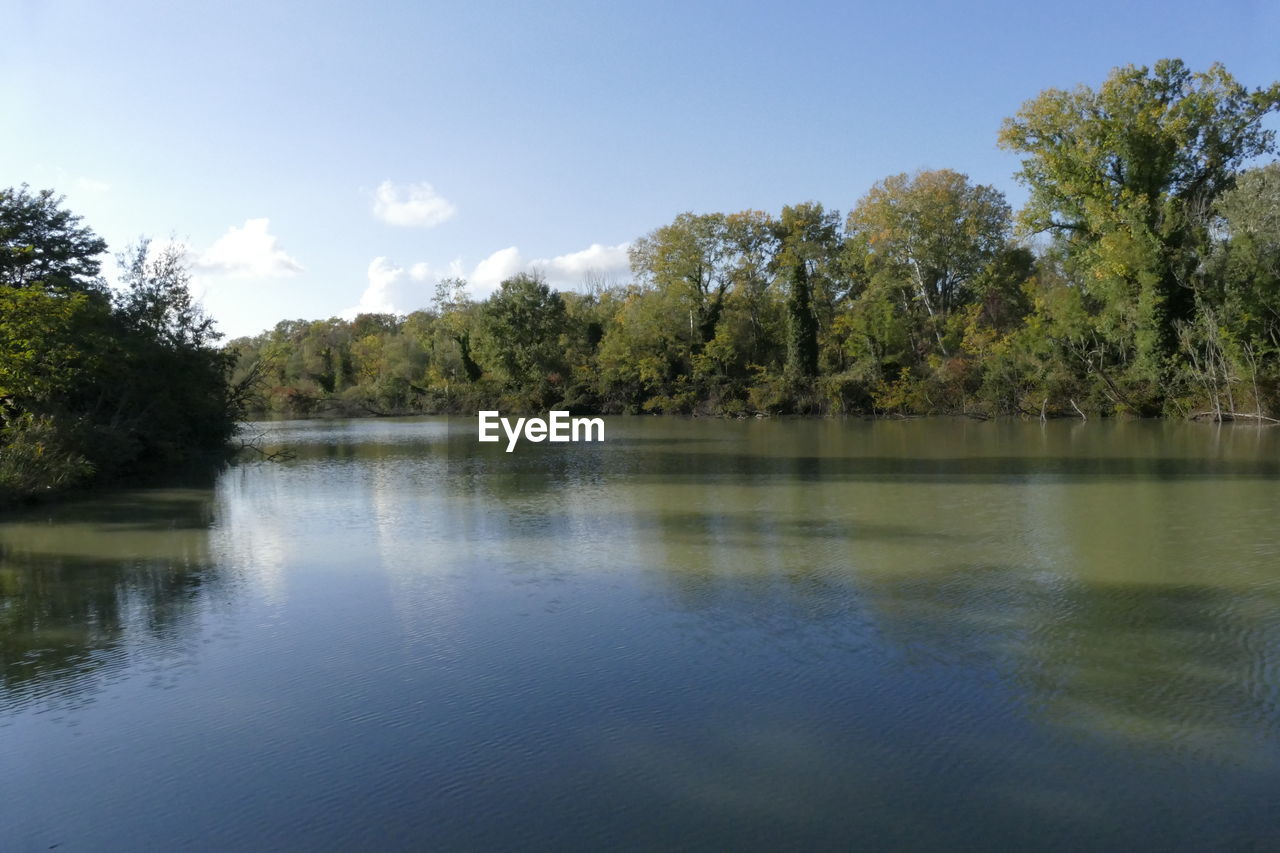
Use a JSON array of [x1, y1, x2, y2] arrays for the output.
[[1213, 161, 1280, 348], [115, 239, 220, 348], [595, 285, 691, 412], [999, 60, 1280, 391], [0, 185, 108, 292], [773, 202, 842, 378], [0, 286, 106, 405], [478, 273, 568, 405], [99, 240, 238, 468], [432, 277, 484, 383], [1193, 160, 1280, 416], [2, 190, 238, 503], [847, 170, 1014, 360], [629, 212, 737, 347]]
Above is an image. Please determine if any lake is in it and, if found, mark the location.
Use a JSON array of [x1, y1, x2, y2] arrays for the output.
[[2, 417, 1279, 851]]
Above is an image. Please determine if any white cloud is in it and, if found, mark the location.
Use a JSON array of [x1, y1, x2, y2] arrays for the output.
[[464, 242, 630, 296], [196, 219, 303, 278], [341, 248, 519, 316], [345, 257, 404, 317], [99, 253, 124, 289], [469, 246, 525, 295], [372, 180, 457, 228], [343, 257, 444, 318], [341, 240, 631, 317], [530, 242, 630, 286]]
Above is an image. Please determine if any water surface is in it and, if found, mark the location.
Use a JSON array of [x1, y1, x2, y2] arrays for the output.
[[2, 417, 1279, 850]]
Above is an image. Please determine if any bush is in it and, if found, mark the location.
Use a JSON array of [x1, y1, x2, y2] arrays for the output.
[[0, 411, 94, 505]]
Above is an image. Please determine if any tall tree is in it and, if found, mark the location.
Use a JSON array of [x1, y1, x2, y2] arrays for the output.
[[629, 212, 737, 347], [999, 60, 1280, 383], [432, 277, 484, 383], [847, 170, 1013, 358], [115, 239, 220, 349], [0, 185, 108, 292], [773, 202, 841, 377], [478, 273, 568, 394], [1212, 160, 1280, 350]]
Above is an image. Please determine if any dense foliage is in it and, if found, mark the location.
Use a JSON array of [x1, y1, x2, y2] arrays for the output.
[[1, 187, 239, 505], [232, 62, 1280, 423]]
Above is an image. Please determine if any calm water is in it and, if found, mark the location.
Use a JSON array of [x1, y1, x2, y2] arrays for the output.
[[2, 417, 1279, 851]]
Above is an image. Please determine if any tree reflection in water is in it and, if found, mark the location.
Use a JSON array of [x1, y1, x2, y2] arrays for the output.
[[0, 490, 224, 714]]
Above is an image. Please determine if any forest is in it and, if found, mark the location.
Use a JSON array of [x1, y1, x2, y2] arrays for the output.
[[229, 60, 1280, 423], [3, 59, 1280, 504]]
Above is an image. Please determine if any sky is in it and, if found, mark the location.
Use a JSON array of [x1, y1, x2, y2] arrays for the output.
[[4, 0, 1278, 339]]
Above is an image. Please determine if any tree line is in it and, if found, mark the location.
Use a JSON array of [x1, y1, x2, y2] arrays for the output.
[[3, 59, 1279, 502], [231, 60, 1280, 423]]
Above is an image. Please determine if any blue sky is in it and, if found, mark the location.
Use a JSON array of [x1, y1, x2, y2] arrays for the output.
[[4, 0, 1277, 339]]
